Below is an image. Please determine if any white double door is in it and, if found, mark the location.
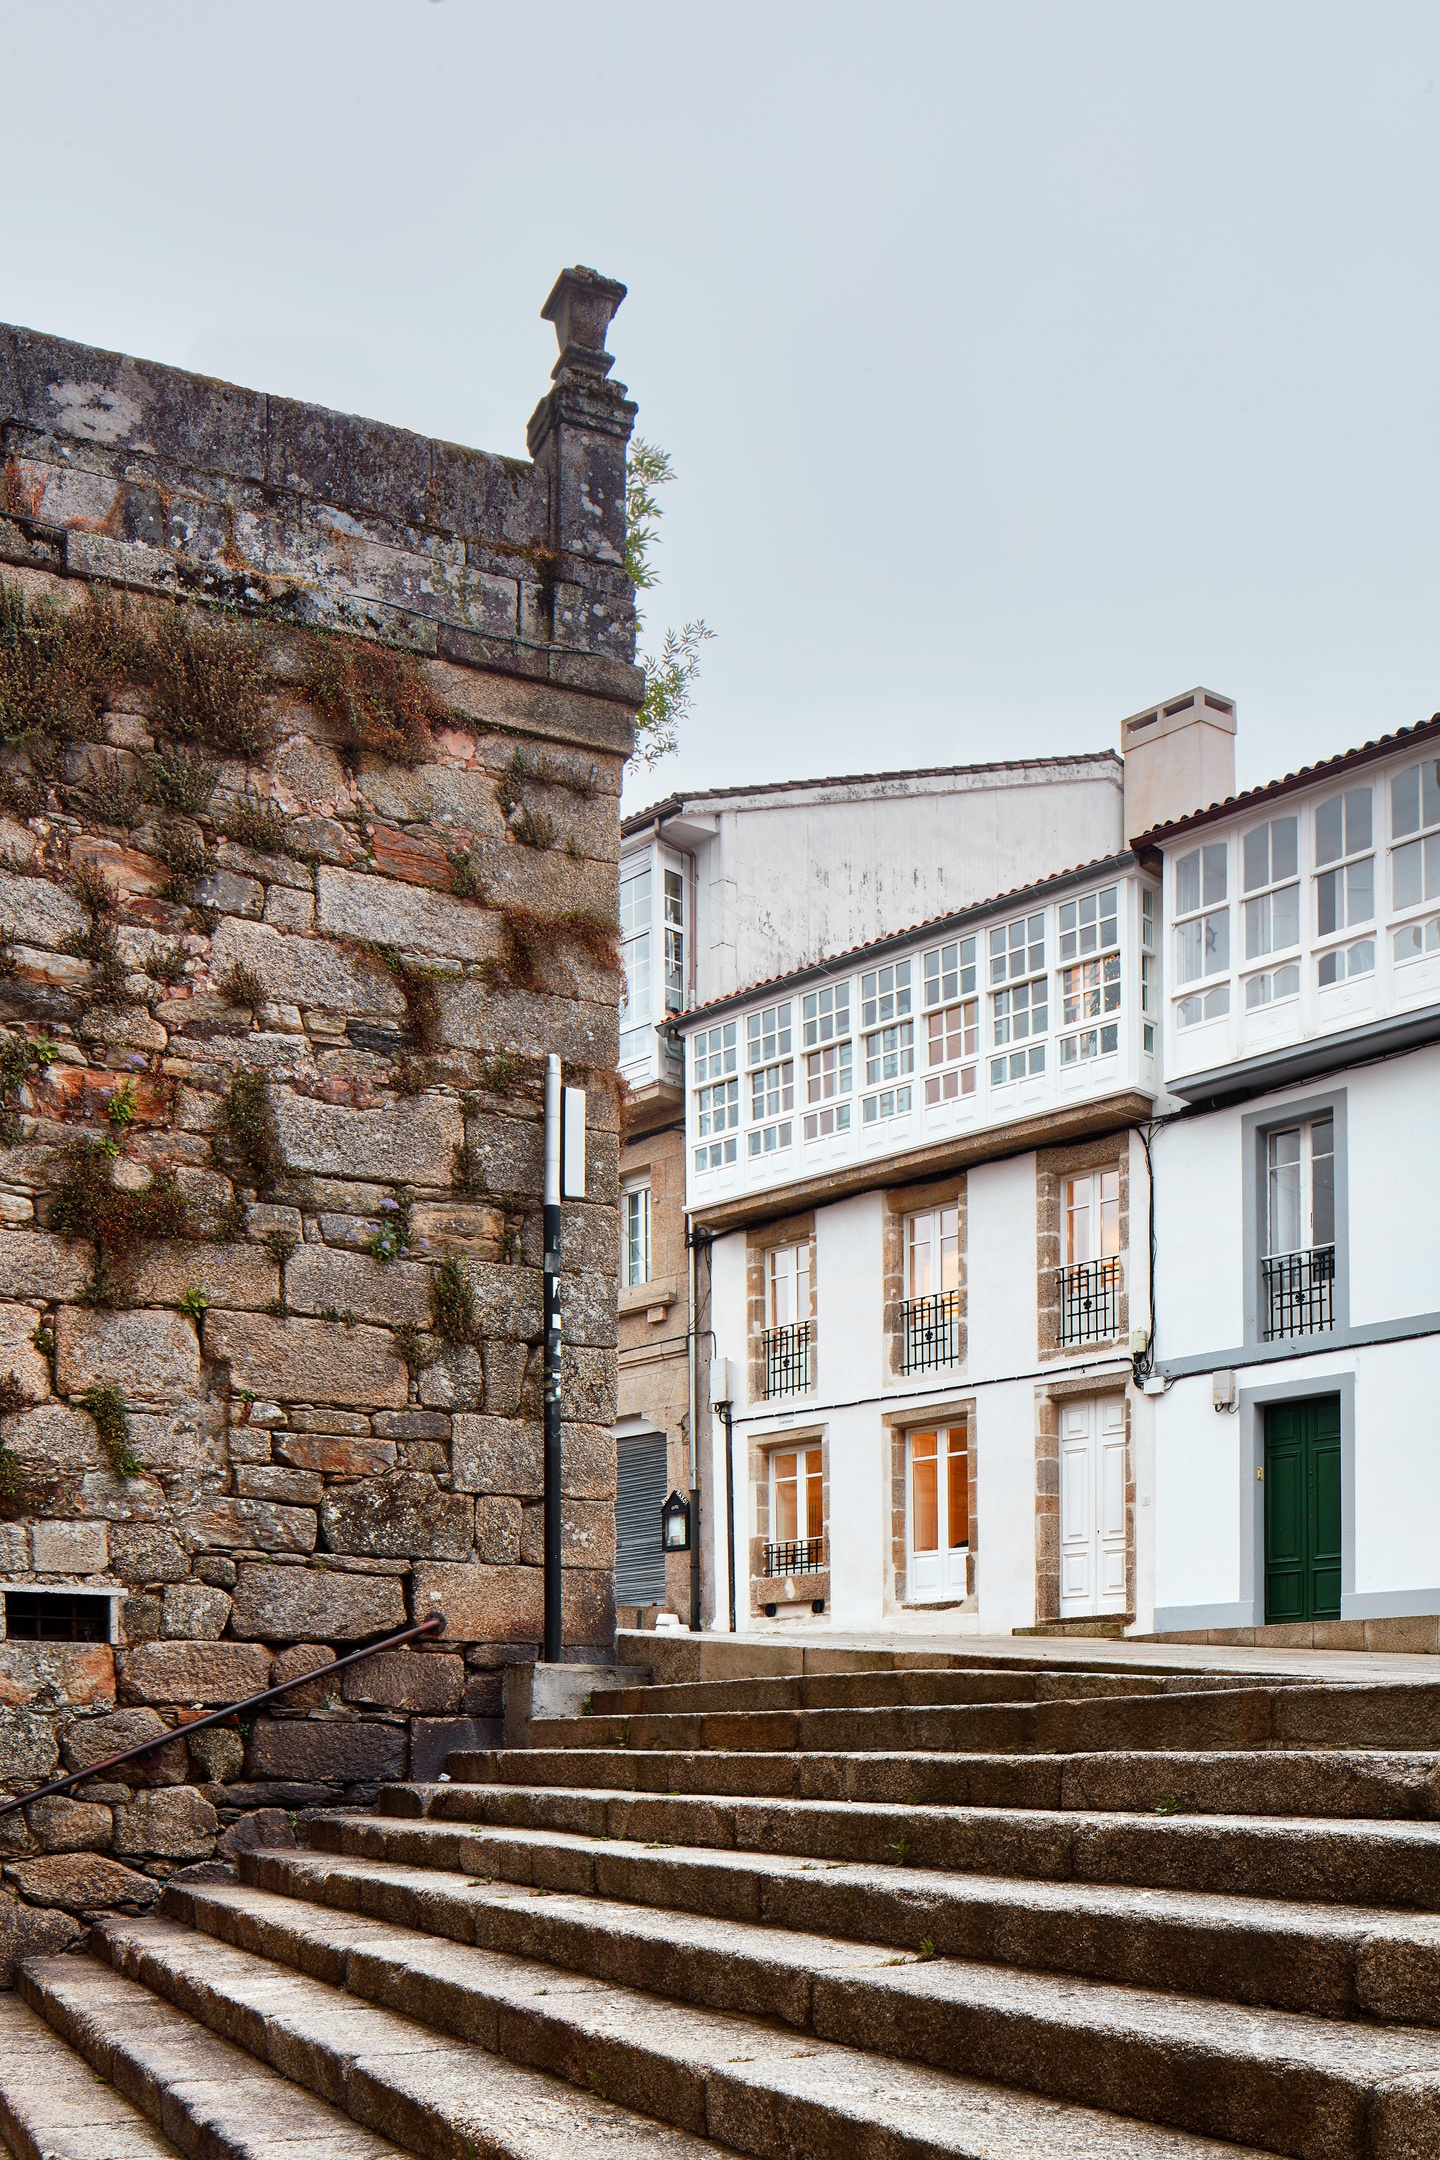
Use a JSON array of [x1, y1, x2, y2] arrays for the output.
[[907, 1425, 968, 1602], [1059, 1396, 1128, 1616]]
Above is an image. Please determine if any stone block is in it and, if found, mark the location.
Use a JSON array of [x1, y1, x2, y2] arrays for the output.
[[319, 1473, 473, 1560], [117, 1641, 272, 1705], [25, 1795, 112, 1852], [0, 1644, 114, 1710], [562, 1345, 616, 1426], [173, 1167, 237, 1237], [371, 1409, 451, 1441], [3, 1851, 161, 1915], [187, 1497, 317, 1554], [285, 1243, 432, 1326], [187, 1726, 244, 1782], [286, 1405, 374, 1435], [418, 1341, 485, 1411], [0, 1893, 83, 1983], [111, 1784, 218, 1859], [3, 1403, 99, 1470], [195, 867, 263, 917], [0, 1524, 26, 1571], [340, 1649, 464, 1713], [229, 1564, 405, 1642], [109, 1524, 189, 1584], [561, 1267, 619, 1350], [270, 1093, 461, 1186], [464, 1115, 544, 1199], [55, 1305, 199, 1402], [466, 1260, 542, 1341], [474, 1495, 522, 1565], [411, 1559, 542, 1643], [204, 1311, 407, 1408], [119, 1595, 162, 1644], [264, 885, 315, 930], [216, 1805, 298, 1856], [246, 1716, 408, 1784], [210, 916, 405, 1017], [194, 1555, 238, 1589], [452, 1414, 543, 1499], [439, 980, 616, 1065], [0, 1710, 59, 1788], [0, 1301, 51, 1402], [234, 1464, 324, 1505], [564, 1565, 615, 1649], [60, 1708, 186, 1786], [32, 1519, 109, 1574], [560, 1421, 616, 1500], [558, 1498, 616, 1570], [127, 1400, 226, 1475], [131, 1240, 278, 1311], [480, 1339, 534, 1419], [161, 1582, 233, 1639], [409, 1716, 500, 1781], [316, 865, 502, 962], [0, 867, 88, 952], [269, 1641, 339, 1709], [407, 1199, 504, 1257], [275, 1432, 397, 1477]]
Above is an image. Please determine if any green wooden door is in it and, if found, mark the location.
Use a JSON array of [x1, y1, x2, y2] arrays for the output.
[[1264, 1397, 1342, 1622]]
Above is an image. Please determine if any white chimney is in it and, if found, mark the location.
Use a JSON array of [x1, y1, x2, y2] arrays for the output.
[[1122, 687, 1237, 841]]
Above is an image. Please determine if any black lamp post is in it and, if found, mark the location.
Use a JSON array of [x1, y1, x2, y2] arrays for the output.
[[662, 1489, 692, 1554]]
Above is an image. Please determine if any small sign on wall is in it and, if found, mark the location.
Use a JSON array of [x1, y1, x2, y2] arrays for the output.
[[562, 1086, 587, 1199]]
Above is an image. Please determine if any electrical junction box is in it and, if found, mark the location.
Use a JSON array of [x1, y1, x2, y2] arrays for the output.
[[561, 1086, 587, 1199]]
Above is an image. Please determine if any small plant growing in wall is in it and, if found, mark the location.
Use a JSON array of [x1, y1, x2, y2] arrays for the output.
[[50, 1138, 192, 1305], [81, 1384, 142, 1478], [225, 795, 287, 854], [145, 603, 273, 761], [63, 861, 125, 1001], [430, 1253, 477, 1345], [0, 1035, 57, 1143], [150, 821, 213, 903], [303, 634, 447, 768], [221, 962, 266, 1009], [106, 1079, 137, 1130], [394, 1322, 437, 1378], [263, 1226, 298, 1268], [369, 1189, 411, 1266], [142, 744, 218, 815], [144, 942, 189, 988], [178, 1283, 210, 1324], [219, 1071, 282, 1189], [447, 847, 484, 900]]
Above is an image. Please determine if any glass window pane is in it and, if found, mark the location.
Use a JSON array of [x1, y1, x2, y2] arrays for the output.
[[1393, 766, 1421, 839], [946, 1436, 969, 1550], [1394, 839, 1422, 911], [1244, 894, 1269, 960], [1267, 1128, 1302, 1255], [1345, 789, 1372, 854], [912, 1444, 939, 1553], [805, 1463, 824, 1540], [1175, 850, 1200, 915], [1269, 882, 1299, 951], [1205, 909, 1230, 972], [1271, 817, 1298, 881], [1175, 918, 1202, 984], [1424, 761, 1440, 830], [773, 1455, 798, 1541], [1315, 796, 1344, 866], [1242, 827, 1270, 892], [1311, 1117, 1335, 1246], [1202, 843, 1227, 903], [1345, 856, 1374, 924], [1317, 868, 1340, 938]]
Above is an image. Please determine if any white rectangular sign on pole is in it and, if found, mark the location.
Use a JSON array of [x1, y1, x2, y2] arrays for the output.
[[561, 1086, 587, 1199]]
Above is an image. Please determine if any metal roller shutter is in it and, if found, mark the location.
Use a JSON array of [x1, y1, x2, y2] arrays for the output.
[[615, 1430, 669, 1605]]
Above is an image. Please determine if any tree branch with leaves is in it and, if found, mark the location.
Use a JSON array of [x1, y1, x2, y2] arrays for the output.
[[625, 438, 713, 769]]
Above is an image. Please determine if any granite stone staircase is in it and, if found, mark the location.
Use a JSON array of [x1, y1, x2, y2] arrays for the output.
[[6, 1645, 1440, 2158]]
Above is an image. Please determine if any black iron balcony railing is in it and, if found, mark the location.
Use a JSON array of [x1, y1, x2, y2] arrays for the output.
[[763, 1537, 827, 1576], [1056, 1256, 1122, 1346], [762, 1319, 811, 1397], [901, 1288, 962, 1373], [1263, 1244, 1335, 1340]]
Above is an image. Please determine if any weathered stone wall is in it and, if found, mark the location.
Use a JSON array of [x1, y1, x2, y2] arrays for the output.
[[0, 269, 634, 1973]]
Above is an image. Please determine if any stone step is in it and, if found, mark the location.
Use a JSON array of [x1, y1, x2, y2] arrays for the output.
[[125, 1875, 1440, 2158], [13, 1956, 415, 2160], [443, 1745, 1440, 1819], [26, 1935, 729, 2160], [240, 1835, 1440, 2025], [371, 1784, 1440, 1907], [0, 1991, 183, 2159], [86, 1904, 1285, 2160], [544, 1684, 1440, 1759], [595, 1667, 1272, 1717], [315, 1797, 1440, 1935]]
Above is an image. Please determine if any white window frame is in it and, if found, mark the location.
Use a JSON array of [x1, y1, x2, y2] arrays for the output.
[[623, 1181, 651, 1288], [1314, 785, 1374, 941], [691, 1021, 739, 1173], [766, 1240, 813, 1329], [769, 1442, 824, 1547], [746, 1001, 794, 1157], [1241, 815, 1300, 965], [1057, 885, 1120, 1067], [618, 855, 653, 1066], [1390, 755, 1440, 919], [1140, 885, 1158, 1054], [1064, 1169, 1121, 1266], [905, 1205, 961, 1300], [1265, 1114, 1335, 1261], [1172, 840, 1229, 989]]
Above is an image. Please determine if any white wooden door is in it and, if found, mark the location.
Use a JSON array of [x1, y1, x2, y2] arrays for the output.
[[907, 1427, 969, 1602], [1058, 1396, 1128, 1616]]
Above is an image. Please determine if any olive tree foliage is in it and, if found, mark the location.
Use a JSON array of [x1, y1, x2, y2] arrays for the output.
[[625, 438, 713, 769]]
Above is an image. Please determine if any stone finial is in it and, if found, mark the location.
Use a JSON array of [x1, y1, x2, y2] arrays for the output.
[[541, 267, 627, 378]]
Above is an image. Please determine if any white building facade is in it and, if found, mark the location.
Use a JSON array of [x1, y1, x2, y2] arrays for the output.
[[1143, 715, 1440, 1638], [682, 699, 1440, 1648]]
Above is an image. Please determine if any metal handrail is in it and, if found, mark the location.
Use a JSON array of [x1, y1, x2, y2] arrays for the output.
[[0, 1610, 447, 1818]]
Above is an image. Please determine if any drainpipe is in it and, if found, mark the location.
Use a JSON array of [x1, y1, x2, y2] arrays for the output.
[[723, 1400, 737, 1634], [543, 1053, 563, 1664], [686, 1220, 701, 1632]]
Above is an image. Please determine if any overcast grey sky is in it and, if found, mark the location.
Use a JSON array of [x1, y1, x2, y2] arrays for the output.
[[2, 2, 1436, 812]]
